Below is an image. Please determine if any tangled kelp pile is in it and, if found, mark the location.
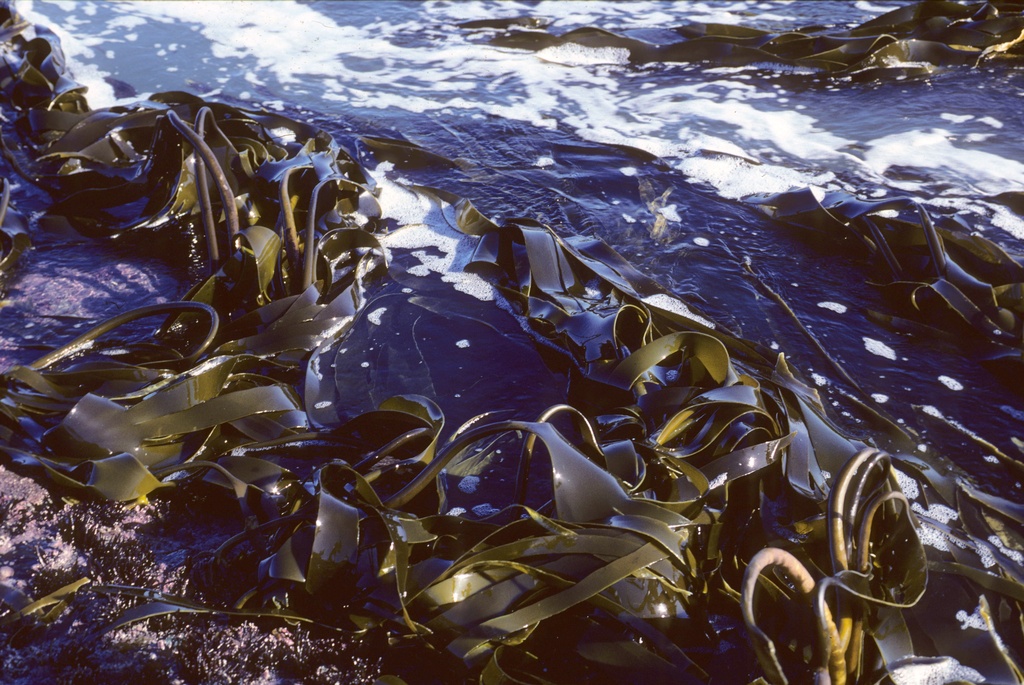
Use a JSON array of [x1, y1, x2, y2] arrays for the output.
[[2, 2, 1024, 684]]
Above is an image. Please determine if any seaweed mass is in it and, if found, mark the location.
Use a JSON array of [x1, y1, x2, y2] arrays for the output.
[[2, 1, 1024, 684]]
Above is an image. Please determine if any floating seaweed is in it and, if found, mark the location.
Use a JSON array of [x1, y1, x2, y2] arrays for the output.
[[1, 2, 1023, 684], [476, 0, 1024, 79], [752, 188, 1024, 393]]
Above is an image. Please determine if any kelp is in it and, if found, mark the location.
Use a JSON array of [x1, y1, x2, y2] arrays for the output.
[[475, 1, 1024, 78], [467, 0, 1024, 393], [0, 2, 1023, 684], [752, 188, 1024, 389], [0, 176, 29, 286]]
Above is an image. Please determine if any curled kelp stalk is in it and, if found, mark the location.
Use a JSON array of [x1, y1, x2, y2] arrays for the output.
[[742, 449, 924, 685], [0, 2, 1023, 684], [475, 1, 1024, 79]]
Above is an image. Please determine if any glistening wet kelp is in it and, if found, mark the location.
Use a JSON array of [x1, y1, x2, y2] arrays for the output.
[[753, 188, 1024, 395], [474, 0, 1024, 78], [1, 2, 1024, 684]]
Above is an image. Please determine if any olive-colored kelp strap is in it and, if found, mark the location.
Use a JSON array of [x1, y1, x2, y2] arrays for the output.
[[752, 189, 1024, 380]]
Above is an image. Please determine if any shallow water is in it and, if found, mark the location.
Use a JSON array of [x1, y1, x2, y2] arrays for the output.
[[4, 0, 1024, 504]]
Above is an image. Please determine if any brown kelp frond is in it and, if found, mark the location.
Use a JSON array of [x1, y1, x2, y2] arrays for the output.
[[752, 188, 1024, 388]]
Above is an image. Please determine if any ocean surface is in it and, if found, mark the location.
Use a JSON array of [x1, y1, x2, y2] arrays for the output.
[[3, 0, 1022, 501]]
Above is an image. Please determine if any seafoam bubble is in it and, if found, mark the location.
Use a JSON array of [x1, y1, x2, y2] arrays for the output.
[[455, 339, 470, 348], [811, 373, 828, 387], [817, 301, 847, 314], [938, 375, 963, 391], [864, 128, 1024, 196], [381, 222, 497, 302], [693, 236, 710, 247], [620, 166, 637, 176], [978, 543, 997, 569], [939, 113, 973, 124], [889, 657, 984, 685], [458, 475, 480, 494], [367, 307, 387, 325], [989, 535, 1024, 565], [916, 524, 952, 553], [863, 337, 897, 360], [535, 156, 554, 167], [893, 469, 919, 500], [675, 150, 836, 200], [912, 502, 959, 525], [471, 503, 500, 518], [642, 293, 716, 329], [871, 393, 889, 403], [536, 43, 631, 66], [956, 604, 987, 631], [658, 204, 681, 222]]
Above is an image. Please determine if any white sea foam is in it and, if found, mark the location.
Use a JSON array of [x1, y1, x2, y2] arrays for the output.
[[536, 44, 630, 66], [817, 301, 847, 314], [693, 237, 710, 247], [458, 475, 480, 494], [989, 535, 1024, 565], [18, 1, 131, 108], [854, 1, 901, 14], [938, 375, 963, 391], [671, 98, 852, 161], [471, 503, 500, 518], [863, 129, 1024, 195], [708, 473, 727, 490], [658, 204, 681, 222], [871, 393, 889, 403], [912, 502, 959, 525], [889, 657, 985, 685], [863, 337, 897, 360], [893, 469, 919, 500], [939, 113, 973, 124], [956, 604, 987, 631], [371, 165, 497, 303], [642, 293, 716, 329], [25, 0, 1024, 240], [916, 524, 952, 553]]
